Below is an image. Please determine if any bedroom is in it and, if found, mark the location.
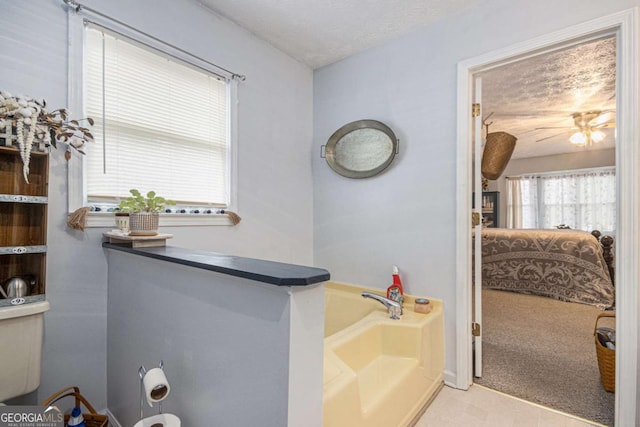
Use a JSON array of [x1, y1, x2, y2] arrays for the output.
[[472, 35, 617, 425]]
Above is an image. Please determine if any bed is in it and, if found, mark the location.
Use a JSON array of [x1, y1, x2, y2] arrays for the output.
[[475, 228, 615, 309]]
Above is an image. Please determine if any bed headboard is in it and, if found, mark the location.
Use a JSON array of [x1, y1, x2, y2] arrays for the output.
[[592, 230, 615, 286]]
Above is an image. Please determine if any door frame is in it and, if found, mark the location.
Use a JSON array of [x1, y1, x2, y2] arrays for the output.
[[472, 77, 484, 378], [454, 8, 639, 426]]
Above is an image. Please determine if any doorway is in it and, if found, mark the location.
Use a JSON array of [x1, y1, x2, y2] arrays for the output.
[[454, 9, 640, 427], [471, 35, 617, 425]]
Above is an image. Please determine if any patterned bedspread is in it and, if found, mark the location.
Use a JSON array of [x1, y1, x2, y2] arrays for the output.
[[476, 228, 614, 309]]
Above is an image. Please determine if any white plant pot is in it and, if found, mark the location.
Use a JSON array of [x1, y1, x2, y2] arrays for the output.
[[129, 212, 159, 236]]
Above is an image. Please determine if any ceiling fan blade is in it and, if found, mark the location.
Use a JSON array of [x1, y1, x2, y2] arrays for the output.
[[491, 110, 570, 117], [534, 126, 573, 130], [535, 132, 568, 142], [587, 110, 614, 125], [593, 122, 616, 129]]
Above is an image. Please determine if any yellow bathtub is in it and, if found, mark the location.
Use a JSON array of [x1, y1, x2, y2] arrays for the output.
[[323, 282, 444, 427]]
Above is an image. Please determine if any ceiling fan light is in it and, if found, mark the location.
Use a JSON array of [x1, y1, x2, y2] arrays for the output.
[[591, 130, 606, 143], [570, 131, 587, 145]]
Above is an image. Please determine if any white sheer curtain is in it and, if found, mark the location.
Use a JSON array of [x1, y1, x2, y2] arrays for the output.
[[506, 178, 522, 228], [506, 168, 616, 234], [506, 176, 538, 228]]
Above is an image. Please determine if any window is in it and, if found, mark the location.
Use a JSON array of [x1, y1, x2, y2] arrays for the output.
[[506, 167, 616, 234], [84, 25, 230, 209]]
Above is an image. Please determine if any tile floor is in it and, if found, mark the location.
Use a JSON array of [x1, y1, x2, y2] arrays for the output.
[[415, 384, 605, 427]]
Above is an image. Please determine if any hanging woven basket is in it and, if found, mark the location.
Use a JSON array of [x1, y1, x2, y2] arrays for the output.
[[481, 131, 517, 180]]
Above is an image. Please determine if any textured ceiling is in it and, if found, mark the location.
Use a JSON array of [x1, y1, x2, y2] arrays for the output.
[[196, 1, 615, 160], [196, 0, 478, 68], [479, 36, 616, 159]]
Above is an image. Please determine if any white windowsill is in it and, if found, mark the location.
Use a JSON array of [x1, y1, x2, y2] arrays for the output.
[[86, 212, 234, 228]]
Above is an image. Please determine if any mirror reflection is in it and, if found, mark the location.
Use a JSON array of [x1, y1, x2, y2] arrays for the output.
[[335, 128, 393, 172]]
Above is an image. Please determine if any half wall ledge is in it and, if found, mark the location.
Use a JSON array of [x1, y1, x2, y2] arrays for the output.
[[102, 242, 328, 426]]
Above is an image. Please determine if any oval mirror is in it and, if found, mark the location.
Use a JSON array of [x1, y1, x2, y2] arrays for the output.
[[324, 120, 398, 178]]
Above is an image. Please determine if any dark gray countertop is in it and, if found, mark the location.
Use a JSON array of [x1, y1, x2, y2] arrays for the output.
[[103, 243, 330, 286]]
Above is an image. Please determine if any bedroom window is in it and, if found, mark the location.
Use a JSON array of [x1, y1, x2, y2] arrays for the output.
[[506, 167, 616, 234], [84, 25, 231, 210]]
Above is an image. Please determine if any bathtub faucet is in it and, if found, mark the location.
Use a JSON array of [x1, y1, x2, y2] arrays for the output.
[[361, 292, 402, 320]]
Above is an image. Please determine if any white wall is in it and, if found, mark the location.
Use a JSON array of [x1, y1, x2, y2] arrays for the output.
[[2, 0, 314, 409], [312, 0, 640, 384], [488, 148, 616, 227]]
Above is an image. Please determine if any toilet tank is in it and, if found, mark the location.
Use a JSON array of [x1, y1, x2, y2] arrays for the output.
[[0, 301, 50, 402]]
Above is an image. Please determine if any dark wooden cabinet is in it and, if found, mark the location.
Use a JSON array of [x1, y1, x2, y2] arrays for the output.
[[0, 146, 48, 306], [480, 191, 499, 228], [473, 191, 499, 228]]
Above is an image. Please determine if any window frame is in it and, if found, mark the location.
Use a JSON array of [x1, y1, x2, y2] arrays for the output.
[[507, 166, 616, 233], [67, 11, 238, 227]]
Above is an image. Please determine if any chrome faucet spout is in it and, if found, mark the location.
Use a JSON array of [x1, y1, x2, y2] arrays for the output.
[[362, 292, 402, 320]]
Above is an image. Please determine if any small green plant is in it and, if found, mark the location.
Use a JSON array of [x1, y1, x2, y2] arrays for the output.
[[118, 189, 176, 213]]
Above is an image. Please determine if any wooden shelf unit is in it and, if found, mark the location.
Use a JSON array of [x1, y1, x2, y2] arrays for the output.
[[472, 191, 499, 228], [0, 146, 49, 302], [0, 203, 47, 246], [0, 146, 49, 196]]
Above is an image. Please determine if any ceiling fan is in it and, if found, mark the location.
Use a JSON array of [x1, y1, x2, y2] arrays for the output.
[[535, 110, 616, 146]]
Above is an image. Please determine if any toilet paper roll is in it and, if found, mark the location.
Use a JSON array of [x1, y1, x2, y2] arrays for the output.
[[143, 368, 171, 407]]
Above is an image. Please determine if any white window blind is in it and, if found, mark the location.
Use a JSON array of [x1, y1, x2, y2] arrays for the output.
[[85, 26, 229, 207]]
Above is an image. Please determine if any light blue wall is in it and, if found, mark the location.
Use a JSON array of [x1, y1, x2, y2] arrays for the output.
[[1, 0, 314, 409], [312, 0, 640, 384], [106, 250, 291, 426], [105, 249, 325, 426]]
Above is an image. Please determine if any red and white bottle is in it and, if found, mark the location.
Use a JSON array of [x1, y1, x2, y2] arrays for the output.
[[387, 266, 404, 308]]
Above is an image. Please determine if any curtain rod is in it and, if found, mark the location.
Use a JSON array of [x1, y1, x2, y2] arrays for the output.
[[506, 165, 616, 180], [62, 0, 246, 81]]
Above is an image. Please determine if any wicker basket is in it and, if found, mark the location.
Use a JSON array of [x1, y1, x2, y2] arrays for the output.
[[481, 131, 517, 180], [129, 212, 159, 236], [41, 386, 109, 427], [594, 311, 616, 393]]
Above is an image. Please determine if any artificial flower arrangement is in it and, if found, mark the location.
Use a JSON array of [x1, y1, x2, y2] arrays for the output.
[[0, 90, 94, 182]]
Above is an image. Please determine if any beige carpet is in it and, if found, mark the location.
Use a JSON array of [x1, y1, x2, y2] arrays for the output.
[[475, 289, 615, 426]]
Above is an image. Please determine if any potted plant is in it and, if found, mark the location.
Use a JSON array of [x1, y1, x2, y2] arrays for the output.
[[118, 189, 175, 236]]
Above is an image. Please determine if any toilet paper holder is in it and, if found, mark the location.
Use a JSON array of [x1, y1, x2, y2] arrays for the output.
[[138, 360, 171, 420]]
